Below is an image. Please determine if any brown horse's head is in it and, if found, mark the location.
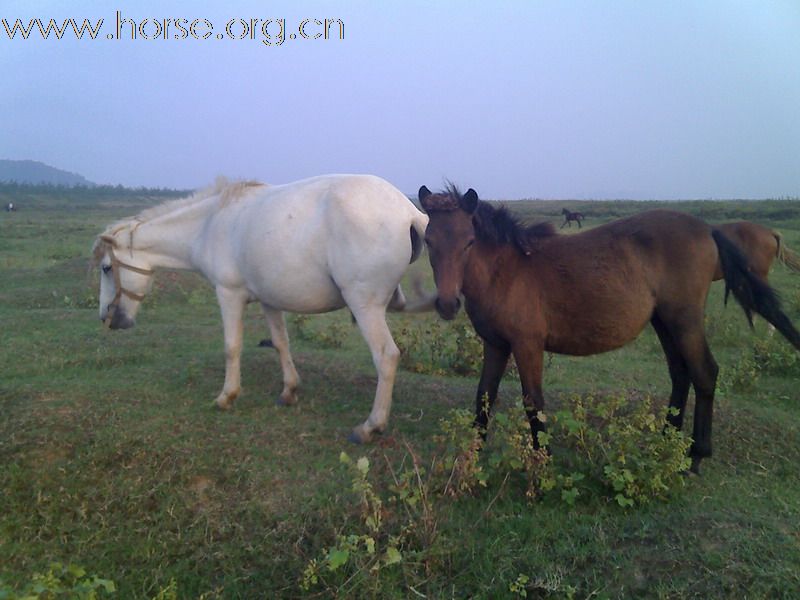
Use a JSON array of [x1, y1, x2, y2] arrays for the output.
[[418, 185, 479, 320]]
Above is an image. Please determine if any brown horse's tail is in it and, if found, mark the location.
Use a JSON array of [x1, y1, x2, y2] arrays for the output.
[[775, 231, 800, 274], [713, 229, 800, 350]]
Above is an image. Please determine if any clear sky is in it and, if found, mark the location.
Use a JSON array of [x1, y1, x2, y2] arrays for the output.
[[2, 0, 799, 199]]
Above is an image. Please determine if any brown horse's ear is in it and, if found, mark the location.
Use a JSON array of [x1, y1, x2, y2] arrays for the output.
[[100, 235, 117, 247], [461, 188, 479, 214], [418, 185, 432, 211]]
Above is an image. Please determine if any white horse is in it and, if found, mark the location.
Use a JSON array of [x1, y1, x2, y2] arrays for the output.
[[93, 174, 429, 443]]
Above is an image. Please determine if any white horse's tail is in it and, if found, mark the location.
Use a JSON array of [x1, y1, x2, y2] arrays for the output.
[[393, 274, 436, 313], [389, 212, 435, 313], [409, 212, 428, 264], [387, 285, 407, 311], [388, 281, 437, 313]]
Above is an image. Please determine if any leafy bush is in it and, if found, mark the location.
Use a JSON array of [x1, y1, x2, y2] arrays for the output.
[[0, 563, 115, 600], [393, 314, 525, 378], [718, 353, 760, 394], [299, 453, 412, 594], [394, 315, 483, 375], [300, 393, 691, 593], [550, 394, 692, 507], [0, 566, 180, 600], [289, 313, 351, 349], [432, 407, 487, 496], [719, 334, 799, 396], [485, 407, 554, 502], [752, 335, 800, 376]]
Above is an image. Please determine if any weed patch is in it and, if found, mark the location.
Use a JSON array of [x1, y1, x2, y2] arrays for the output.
[[300, 393, 691, 595]]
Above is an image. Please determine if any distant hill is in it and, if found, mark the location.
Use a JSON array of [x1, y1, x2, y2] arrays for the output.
[[0, 159, 94, 186]]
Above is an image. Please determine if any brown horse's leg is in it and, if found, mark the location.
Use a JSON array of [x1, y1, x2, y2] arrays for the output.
[[684, 338, 718, 474], [660, 311, 719, 474], [474, 340, 511, 436], [651, 314, 691, 430], [513, 341, 547, 447]]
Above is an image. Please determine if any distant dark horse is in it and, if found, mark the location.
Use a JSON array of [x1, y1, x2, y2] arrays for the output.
[[418, 185, 800, 474], [560, 208, 583, 228]]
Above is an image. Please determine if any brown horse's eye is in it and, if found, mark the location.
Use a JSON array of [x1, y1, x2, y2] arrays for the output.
[[465, 239, 475, 250], [102, 264, 112, 274]]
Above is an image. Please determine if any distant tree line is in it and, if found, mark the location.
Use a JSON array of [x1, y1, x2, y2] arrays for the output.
[[0, 181, 190, 209], [0, 181, 189, 198]]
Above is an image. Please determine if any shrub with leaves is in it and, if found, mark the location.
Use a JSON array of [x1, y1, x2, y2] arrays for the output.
[[0, 563, 115, 600], [300, 453, 406, 593], [394, 315, 483, 376], [300, 394, 692, 594], [718, 353, 760, 394], [289, 313, 350, 348], [752, 335, 800, 376], [486, 407, 554, 501], [432, 408, 487, 496], [551, 393, 692, 507]]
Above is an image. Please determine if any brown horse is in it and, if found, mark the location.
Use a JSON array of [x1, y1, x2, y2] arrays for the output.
[[418, 185, 800, 474], [560, 208, 584, 228], [715, 221, 800, 281]]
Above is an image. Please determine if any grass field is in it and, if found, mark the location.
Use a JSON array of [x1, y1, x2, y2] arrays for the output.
[[1, 187, 800, 598]]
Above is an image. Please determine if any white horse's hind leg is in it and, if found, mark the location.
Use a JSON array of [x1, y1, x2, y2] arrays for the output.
[[347, 303, 401, 443], [214, 286, 248, 410], [262, 306, 300, 405]]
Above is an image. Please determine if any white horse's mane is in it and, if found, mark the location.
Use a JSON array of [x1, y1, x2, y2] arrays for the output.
[[137, 177, 266, 223], [100, 177, 266, 235], [92, 177, 267, 261]]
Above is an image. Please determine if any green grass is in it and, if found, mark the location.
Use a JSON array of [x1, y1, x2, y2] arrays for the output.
[[1, 189, 800, 598]]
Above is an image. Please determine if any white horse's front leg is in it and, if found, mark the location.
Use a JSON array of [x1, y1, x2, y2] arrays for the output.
[[346, 303, 400, 443], [214, 286, 248, 410], [261, 306, 300, 405]]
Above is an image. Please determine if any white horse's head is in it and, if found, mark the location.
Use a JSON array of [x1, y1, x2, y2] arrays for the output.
[[93, 228, 154, 329]]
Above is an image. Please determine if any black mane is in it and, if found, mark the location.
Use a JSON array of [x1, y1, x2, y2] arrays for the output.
[[444, 184, 556, 255]]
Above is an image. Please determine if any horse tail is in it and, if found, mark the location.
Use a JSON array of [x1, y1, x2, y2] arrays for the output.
[[713, 229, 800, 350], [396, 273, 437, 313], [387, 286, 407, 312], [774, 231, 800, 274], [409, 212, 428, 264]]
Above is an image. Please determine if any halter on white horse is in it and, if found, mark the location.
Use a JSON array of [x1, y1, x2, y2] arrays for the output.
[[102, 243, 154, 328], [94, 174, 428, 443]]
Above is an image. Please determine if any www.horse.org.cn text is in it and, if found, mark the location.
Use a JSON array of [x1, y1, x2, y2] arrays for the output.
[[1, 12, 345, 46]]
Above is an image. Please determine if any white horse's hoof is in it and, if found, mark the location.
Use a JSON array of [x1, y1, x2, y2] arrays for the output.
[[275, 391, 297, 407], [348, 425, 384, 444], [348, 431, 368, 444], [214, 393, 236, 410], [348, 426, 371, 444]]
